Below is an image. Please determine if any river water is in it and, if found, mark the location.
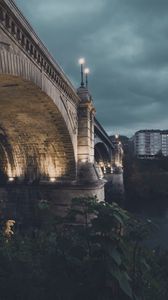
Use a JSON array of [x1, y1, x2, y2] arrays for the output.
[[105, 173, 168, 249]]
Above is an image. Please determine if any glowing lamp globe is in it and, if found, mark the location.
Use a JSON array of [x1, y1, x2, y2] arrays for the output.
[[79, 58, 85, 65], [84, 68, 90, 74]]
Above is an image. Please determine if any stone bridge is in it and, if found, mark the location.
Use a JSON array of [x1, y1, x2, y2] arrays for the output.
[[0, 0, 115, 219]]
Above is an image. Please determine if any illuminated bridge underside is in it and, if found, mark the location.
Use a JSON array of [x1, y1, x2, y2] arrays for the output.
[[95, 142, 111, 165], [0, 75, 76, 182]]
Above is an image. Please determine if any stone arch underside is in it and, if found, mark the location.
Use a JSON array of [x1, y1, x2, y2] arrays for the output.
[[94, 142, 111, 165], [0, 75, 76, 182]]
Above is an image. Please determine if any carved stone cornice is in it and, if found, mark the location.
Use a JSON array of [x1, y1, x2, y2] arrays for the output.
[[0, 0, 80, 105]]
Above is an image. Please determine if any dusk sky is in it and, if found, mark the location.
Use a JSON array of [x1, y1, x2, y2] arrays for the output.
[[15, 0, 168, 137]]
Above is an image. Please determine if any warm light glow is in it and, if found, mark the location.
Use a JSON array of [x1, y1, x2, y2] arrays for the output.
[[99, 161, 104, 167], [84, 68, 90, 74], [8, 177, 14, 182], [41, 155, 65, 178], [5, 145, 24, 179], [81, 159, 87, 163], [4, 220, 15, 239], [4, 144, 67, 181], [79, 58, 85, 65], [49, 177, 56, 183], [115, 162, 122, 168]]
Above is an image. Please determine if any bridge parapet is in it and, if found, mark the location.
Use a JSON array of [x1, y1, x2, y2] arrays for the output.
[[0, 0, 79, 105]]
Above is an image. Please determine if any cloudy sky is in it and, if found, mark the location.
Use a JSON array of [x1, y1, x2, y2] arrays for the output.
[[15, 0, 168, 136]]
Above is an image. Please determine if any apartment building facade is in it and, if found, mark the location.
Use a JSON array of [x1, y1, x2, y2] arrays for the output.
[[134, 130, 168, 158], [161, 131, 168, 156]]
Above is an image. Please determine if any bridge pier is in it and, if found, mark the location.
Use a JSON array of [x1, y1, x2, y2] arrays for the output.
[[76, 86, 105, 200], [0, 181, 105, 223]]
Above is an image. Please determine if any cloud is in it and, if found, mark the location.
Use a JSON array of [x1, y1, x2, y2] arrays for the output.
[[15, 0, 168, 136]]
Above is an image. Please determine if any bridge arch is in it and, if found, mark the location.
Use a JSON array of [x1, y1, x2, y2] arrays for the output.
[[0, 40, 79, 154], [0, 0, 81, 164], [94, 142, 111, 169], [0, 75, 76, 182]]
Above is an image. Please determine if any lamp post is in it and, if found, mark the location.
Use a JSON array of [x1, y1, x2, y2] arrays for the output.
[[78, 58, 85, 87], [84, 67, 90, 88]]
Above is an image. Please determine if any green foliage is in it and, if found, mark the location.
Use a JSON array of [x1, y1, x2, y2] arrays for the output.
[[66, 198, 132, 299], [0, 197, 167, 299]]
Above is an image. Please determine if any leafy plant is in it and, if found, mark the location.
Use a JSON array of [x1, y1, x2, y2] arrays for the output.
[[0, 197, 166, 299]]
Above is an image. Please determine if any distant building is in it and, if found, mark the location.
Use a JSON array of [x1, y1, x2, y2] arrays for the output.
[[133, 130, 168, 158], [161, 130, 168, 156]]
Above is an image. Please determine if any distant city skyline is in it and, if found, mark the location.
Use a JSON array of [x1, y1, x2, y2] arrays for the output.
[[15, 0, 168, 137]]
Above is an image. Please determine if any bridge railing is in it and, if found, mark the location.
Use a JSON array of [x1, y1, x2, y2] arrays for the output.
[[0, 0, 79, 104]]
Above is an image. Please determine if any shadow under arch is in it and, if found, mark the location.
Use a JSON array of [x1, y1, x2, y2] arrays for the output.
[[0, 75, 76, 183], [94, 142, 111, 165]]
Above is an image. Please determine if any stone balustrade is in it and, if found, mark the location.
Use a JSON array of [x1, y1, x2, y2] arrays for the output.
[[0, 0, 79, 105]]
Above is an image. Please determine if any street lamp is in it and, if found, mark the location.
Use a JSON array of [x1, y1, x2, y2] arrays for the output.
[[84, 67, 90, 88], [78, 58, 85, 87]]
